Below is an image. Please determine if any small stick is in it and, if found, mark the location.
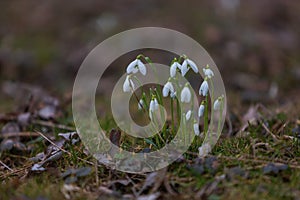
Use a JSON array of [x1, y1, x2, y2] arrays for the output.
[[34, 130, 94, 166], [32, 120, 75, 131], [261, 122, 279, 142], [0, 132, 40, 138], [0, 160, 13, 171]]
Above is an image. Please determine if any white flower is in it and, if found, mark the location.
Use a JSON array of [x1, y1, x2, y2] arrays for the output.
[[126, 59, 147, 75], [162, 81, 175, 97], [187, 59, 198, 73], [180, 86, 191, 103], [198, 104, 205, 118], [199, 79, 209, 96], [170, 62, 181, 77], [203, 65, 214, 78], [138, 99, 145, 110], [181, 60, 189, 76], [149, 98, 159, 120], [181, 58, 199, 76], [126, 59, 139, 74], [137, 60, 147, 75], [203, 68, 214, 78], [213, 96, 223, 111], [193, 123, 200, 136], [185, 110, 192, 121], [198, 143, 211, 157], [123, 75, 135, 92]]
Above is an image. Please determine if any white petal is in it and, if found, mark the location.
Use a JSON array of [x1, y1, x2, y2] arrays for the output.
[[154, 98, 159, 110], [187, 59, 198, 73], [176, 62, 182, 70], [193, 123, 200, 136], [199, 80, 209, 96], [181, 60, 189, 76], [186, 110, 192, 121], [163, 82, 174, 97], [203, 68, 214, 78], [198, 104, 205, 117], [180, 87, 191, 103], [126, 59, 138, 74], [170, 62, 178, 77], [149, 100, 154, 119], [213, 99, 221, 110], [137, 60, 147, 75], [123, 76, 131, 92], [162, 84, 169, 97]]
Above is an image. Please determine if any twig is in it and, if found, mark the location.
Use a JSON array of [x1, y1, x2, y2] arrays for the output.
[[261, 122, 279, 142], [34, 130, 98, 167], [0, 132, 40, 138], [0, 160, 13, 171], [32, 120, 75, 131]]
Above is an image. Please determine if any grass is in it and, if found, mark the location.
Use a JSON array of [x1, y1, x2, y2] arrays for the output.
[[0, 106, 300, 200]]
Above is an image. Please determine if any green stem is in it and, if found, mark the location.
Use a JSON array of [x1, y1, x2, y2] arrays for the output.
[[204, 95, 209, 136], [171, 98, 175, 135]]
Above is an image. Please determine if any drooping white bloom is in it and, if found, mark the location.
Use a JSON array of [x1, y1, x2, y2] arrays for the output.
[[162, 81, 175, 97], [181, 58, 199, 76], [199, 79, 209, 96], [126, 59, 147, 75], [137, 60, 147, 75], [198, 104, 205, 118], [185, 110, 192, 121], [193, 123, 200, 136], [180, 86, 191, 103], [181, 60, 189, 76], [170, 62, 181, 77], [123, 75, 135, 92], [149, 98, 159, 120], [187, 59, 198, 73], [126, 59, 139, 74], [213, 97, 223, 111], [138, 99, 145, 110], [203, 67, 214, 78], [198, 143, 211, 157]]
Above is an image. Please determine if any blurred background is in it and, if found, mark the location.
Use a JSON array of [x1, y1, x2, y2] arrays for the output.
[[0, 0, 299, 114]]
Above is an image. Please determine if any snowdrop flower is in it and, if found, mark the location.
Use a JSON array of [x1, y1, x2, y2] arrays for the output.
[[181, 58, 199, 76], [213, 95, 224, 111], [180, 85, 191, 103], [193, 123, 200, 136], [170, 62, 181, 77], [198, 143, 211, 157], [198, 102, 205, 118], [199, 78, 209, 96], [162, 81, 175, 97], [185, 110, 192, 121], [149, 98, 159, 120], [138, 99, 145, 110], [203, 64, 214, 78], [126, 59, 147, 75], [123, 75, 135, 92]]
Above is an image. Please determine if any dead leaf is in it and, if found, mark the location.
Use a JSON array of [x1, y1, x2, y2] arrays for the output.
[[38, 105, 56, 119], [138, 167, 167, 195], [1, 122, 20, 134], [31, 163, 46, 171]]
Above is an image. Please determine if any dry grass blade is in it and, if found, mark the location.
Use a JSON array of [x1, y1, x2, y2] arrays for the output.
[[0, 160, 13, 171]]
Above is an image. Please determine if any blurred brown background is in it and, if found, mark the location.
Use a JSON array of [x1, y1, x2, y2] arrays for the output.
[[0, 0, 300, 112]]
